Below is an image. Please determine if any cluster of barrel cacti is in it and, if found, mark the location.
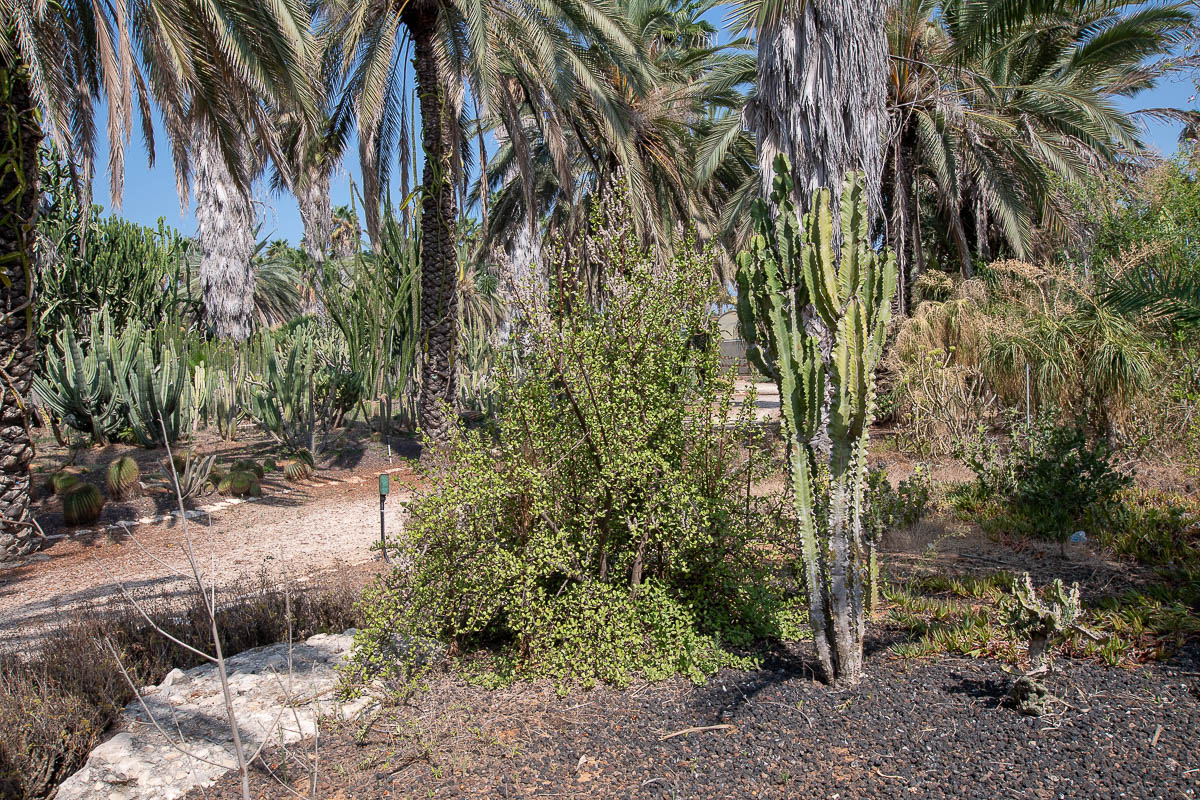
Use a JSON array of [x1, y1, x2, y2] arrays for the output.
[[44, 445, 314, 525], [735, 155, 897, 685], [46, 467, 106, 526], [217, 468, 263, 498]]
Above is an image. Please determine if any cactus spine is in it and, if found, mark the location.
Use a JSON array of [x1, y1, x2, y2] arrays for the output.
[[106, 456, 140, 499], [736, 155, 896, 686]]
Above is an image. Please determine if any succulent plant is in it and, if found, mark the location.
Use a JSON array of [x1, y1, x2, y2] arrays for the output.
[[735, 156, 896, 684], [162, 451, 217, 503], [106, 456, 140, 499], [62, 482, 105, 526], [282, 459, 313, 482], [208, 468, 226, 489], [121, 338, 196, 447], [231, 459, 265, 479], [217, 469, 261, 498], [32, 310, 140, 445], [48, 468, 83, 496]]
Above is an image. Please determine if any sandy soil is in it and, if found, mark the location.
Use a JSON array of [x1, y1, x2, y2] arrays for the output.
[[0, 460, 417, 649]]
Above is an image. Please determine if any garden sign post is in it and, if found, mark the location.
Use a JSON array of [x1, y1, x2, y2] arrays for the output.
[[379, 472, 390, 563]]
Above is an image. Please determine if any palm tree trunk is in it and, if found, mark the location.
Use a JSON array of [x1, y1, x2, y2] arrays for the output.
[[405, 4, 460, 451], [0, 58, 43, 563], [298, 169, 333, 263], [892, 122, 920, 315], [749, 0, 890, 226], [193, 119, 257, 341]]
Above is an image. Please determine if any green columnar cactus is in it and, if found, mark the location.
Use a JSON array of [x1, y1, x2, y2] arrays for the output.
[[106, 456, 140, 499], [122, 339, 195, 447], [736, 155, 897, 685], [62, 482, 105, 526], [33, 311, 139, 444]]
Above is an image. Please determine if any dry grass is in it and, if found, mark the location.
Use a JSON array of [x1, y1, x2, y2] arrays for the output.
[[0, 569, 363, 800]]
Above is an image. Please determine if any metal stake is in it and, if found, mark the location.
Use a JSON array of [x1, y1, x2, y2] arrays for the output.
[[378, 473, 390, 564]]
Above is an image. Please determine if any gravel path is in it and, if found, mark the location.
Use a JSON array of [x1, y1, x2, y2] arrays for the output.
[[190, 644, 1200, 799], [0, 469, 411, 649]]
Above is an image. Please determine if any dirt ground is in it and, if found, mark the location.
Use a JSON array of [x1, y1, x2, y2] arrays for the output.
[[0, 427, 420, 650], [183, 511, 1200, 800]]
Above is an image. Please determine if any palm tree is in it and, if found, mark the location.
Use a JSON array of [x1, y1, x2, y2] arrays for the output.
[[883, 0, 1191, 297], [0, 0, 315, 561], [480, 0, 757, 283], [332, 0, 644, 449], [734, 0, 891, 225], [192, 118, 260, 340]]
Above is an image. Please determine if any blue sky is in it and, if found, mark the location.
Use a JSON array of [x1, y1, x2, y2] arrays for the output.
[[91, 33, 1199, 245]]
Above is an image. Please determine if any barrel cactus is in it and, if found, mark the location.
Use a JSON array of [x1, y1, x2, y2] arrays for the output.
[[62, 483, 105, 526], [735, 155, 897, 686], [48, 468, 83, 496], [106, 456, 140, 499], [218, 469, 261, 498], [231, 459, 265, 479], [282, 459, 312, 482]]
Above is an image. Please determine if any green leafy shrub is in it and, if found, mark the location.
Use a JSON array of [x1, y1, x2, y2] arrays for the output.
[[952, 412, 1131, 546], [867, 465, 932, 536], [350, 213, 782, 692]]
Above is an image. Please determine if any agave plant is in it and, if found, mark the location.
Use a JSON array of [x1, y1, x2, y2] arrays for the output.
[[33, 311, 141, 445], [162, 451, 217, 503]]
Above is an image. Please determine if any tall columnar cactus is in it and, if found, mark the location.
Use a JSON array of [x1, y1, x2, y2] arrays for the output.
[[122, 339, 196, 447], [32, 311, 140, 444], [736, 155, 897, 685]]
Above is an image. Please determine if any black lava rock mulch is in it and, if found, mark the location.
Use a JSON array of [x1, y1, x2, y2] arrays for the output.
[[189, 644, 1200, 800]]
